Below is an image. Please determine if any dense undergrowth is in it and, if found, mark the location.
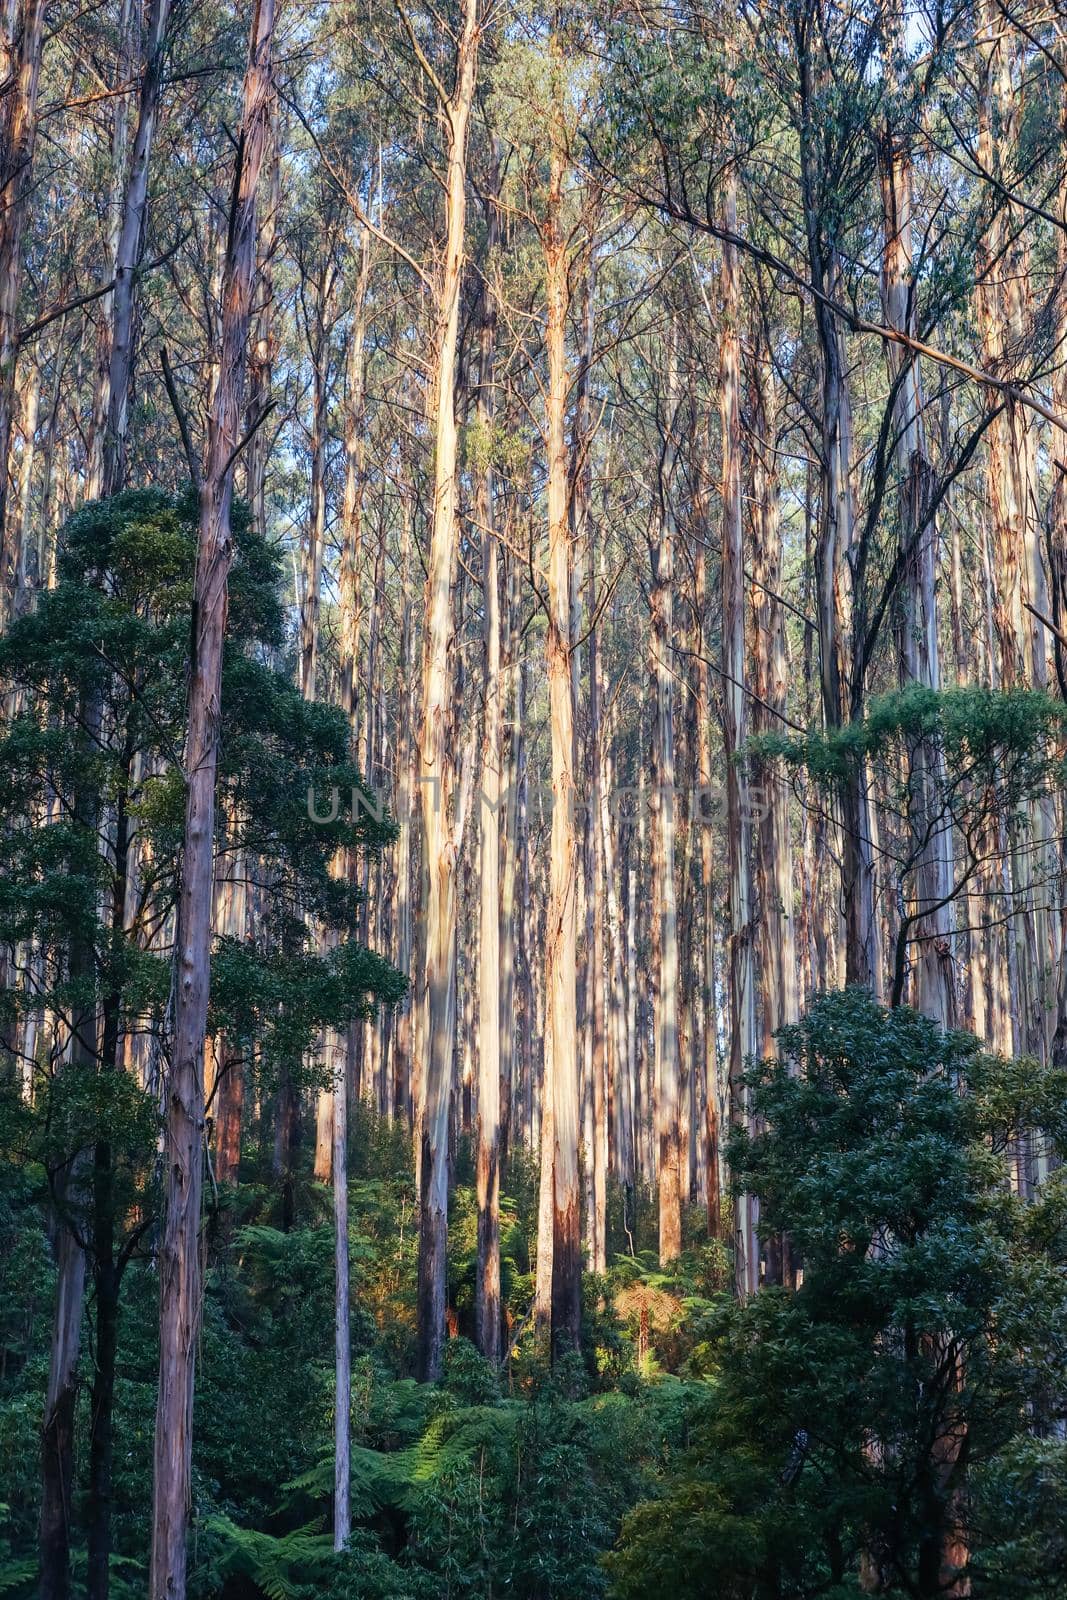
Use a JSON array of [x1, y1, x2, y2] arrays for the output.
[[3, 991, 1067, 1598]]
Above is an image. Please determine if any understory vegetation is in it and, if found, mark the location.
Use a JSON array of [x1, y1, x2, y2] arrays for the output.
[[3, 992, 1066, 1599]]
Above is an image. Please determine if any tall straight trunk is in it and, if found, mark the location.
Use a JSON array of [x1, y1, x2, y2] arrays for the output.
[[13, 360, 38, 606], [299, 285, 333, 701], [475, 163, 502, 1364], [150, 4, 275, 1593], [86, 0, 134, 499], [719, 179, 758, 1297], [600, 709, 633, 1200], [39, 1221, 86, 1600], [393, 496, 417, 1124], [331, 1019, 350, 1547], [0, 0, 47, 617], [976, 2, 1050, 1190], [879, 14, 954, 1023], [541, 140, 581, 1356], [84, 760, 138, 1600], [749, 319, 798, 1288], [415, 0, 479, 1383], [39, 691, 104, 1600], [338, 231, 371, 738], [651, 337, 681, 1266], [797, 37, 879, 989], [1050, 23, 1067, 1069], [749, 323, 798, 1045], [572, 249, 607, 1273], [499, 558, 522, 1158], [585, 561, 607, 1275], [692, 428, 722, 1238], [246, 124, 280, 531], [96, 0, 172, 499]]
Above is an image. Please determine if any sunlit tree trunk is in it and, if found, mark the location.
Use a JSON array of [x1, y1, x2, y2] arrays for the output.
[[750, 321, 798, 1049], [541, 137, 581, 1355], [651, 333, 681, 1266], [150, 3, 275, 1592], [689, 409, 722, 1238], [415, 0, 479, 1383], [719, 175, 758, 1297], [475, 162, 502, 1364], [299, 267, 335, 702], [0, 0, 46, 621]]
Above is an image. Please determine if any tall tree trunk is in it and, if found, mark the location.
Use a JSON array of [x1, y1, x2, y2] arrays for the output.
[[719, 176, 758, 1297], [475, 160, 502, 1365], [692, 422, 722, 1239], [331, 1020, 350, 1547], [749, 315, 799, 1288], [879, 9, 954, 1023], [0, 0, 47, 619], [651, 334, 681, 1266], [338, 231, 371, 739], [97, 0, 172, 499], [750, 320, 798, 1048], [86, 0, 133, 499], [542, 137, 581, 1356], [415, 0, 479, 1384], [39, 1224, 85, 1600], [299, 278, 333, 702], [150, 3, 275, 1593], [246, 123, 280, 532]]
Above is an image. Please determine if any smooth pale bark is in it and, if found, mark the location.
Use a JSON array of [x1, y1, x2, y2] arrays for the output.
[[975, 4, 1050, 1202], [299, 267, 335, 702], [150, 3, 275, 1593], [338, 232, 371, 738], [651, 336, 682, 1267], [415, 0, 479, 1383], [499, 560, 522, 1158], [301, 263, 336, 1172], [541, 141, 581, 1356], [571, 250, 607, 1274], [393, 495, 417, 1124], [313, 1056, 333, 1181], [719, 182, 758, 1297], [750, 331, 799, 1048], [475, 169, 502, 1364], [599, 707, 633, 1201], [0, 0, 47, 619], [749, 322, 799, 1289], [89, 0, 172, 499], [13, 361, 38, 606], [692, 426, 722, 1239], [585, 561, 608, 1275], [86, 0, 133, 497]]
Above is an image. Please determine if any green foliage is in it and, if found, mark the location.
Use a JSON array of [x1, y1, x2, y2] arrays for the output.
[[609, 991, 1067, 1600], [755, 684, 1067, 800]]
